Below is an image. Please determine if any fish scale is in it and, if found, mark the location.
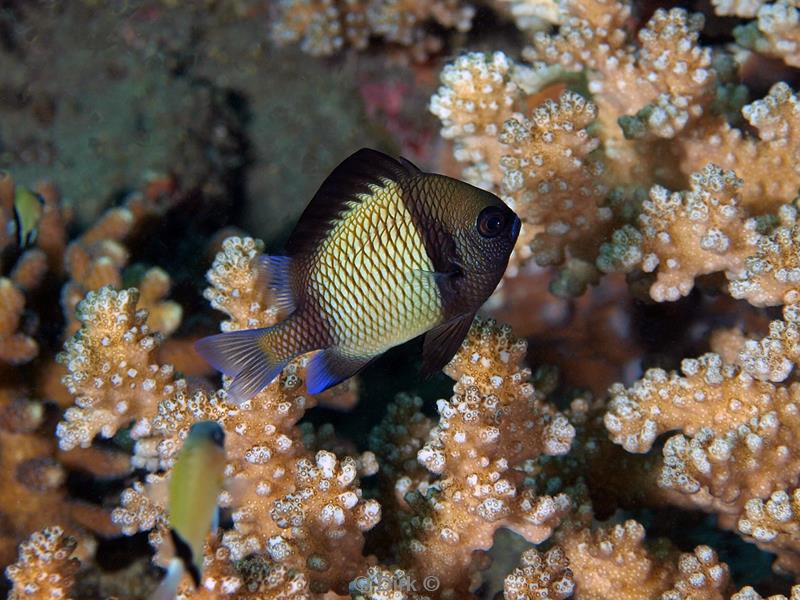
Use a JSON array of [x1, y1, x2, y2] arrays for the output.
[[195, 148, 519, 402], [310, 179, 442, 355]]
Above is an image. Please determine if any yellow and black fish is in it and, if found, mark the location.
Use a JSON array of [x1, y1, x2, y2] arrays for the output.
[[13, 186, 45, 248], [152, 421, 225, 600], [196, 149, 520, 403]]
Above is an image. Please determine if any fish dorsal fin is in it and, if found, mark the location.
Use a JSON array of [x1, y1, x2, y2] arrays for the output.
[[286, 148, 420, 257], [421, 311, 476, 377]]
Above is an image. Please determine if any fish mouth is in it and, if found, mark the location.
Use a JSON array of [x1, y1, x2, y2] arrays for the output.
[[510, 216, 521, 241]]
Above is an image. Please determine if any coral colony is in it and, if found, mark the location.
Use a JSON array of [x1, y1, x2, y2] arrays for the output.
[[3, 0, 800, 598]]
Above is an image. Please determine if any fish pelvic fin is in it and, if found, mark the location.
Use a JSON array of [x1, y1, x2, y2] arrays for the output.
[[306, 348, 375, 395], [256, 255, 296, 316], [170, 529, 201, 588], [421, 311, 477, 377], [195, 328, 288, 404]]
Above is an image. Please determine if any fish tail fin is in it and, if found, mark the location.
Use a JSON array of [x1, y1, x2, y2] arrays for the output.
[[195, 327, 288, 404], [150, 557, 185, 600], [257, 255, 297, 315]]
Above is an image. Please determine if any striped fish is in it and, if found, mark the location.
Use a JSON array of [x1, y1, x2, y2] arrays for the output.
[[197, 149, 520, 403]]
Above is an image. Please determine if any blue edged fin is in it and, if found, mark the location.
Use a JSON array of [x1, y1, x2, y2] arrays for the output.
[[257, 255, 296, 315], [195, 329, 287, 404], [306, 349, 374, 395]]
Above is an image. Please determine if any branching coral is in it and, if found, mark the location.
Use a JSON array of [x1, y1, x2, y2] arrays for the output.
[[598, 165, 752, 302], [6, 527, 80, 600], [270, 0, 475, 60], [56, 286, 185, 451], [511, 519, 732, 600], [112, 236, 380, 596], [370, 318, 576, 596], [730, 1, 800, 68], [679, 82, 800, 212]]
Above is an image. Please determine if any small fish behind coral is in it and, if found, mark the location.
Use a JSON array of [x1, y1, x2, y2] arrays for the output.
[[196, 148, 520, 403], [151, 420, 226, 600], [13, 185, 45, 247]]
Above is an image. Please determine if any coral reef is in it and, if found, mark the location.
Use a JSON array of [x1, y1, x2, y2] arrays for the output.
[[4, 0, 800, 598], [270, 0, 475, 61]]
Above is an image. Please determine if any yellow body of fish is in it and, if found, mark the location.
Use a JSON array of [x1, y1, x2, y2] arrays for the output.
[[197, 149, 520, 403], [13, 187, 45, 247], [168, 421, 225, 586]]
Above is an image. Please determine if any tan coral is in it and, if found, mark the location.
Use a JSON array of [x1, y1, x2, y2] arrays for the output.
[[607, 350, 800, 515], [5, 527, 79, 600], [729, 204, 800, 307], [558, 520, 678, 600], [738, 488, 800, 575], [735, 1, 800, 68], [680, 83, 800, 212], [735, 291, 800, 382], [429, 51, 529, 192], [499, 90, 609, 291], [270, 0, 474, 60], [179, 540, 312, 599], [604, 353, 779, 453], [503, 547, 575, 600], [732, 585, 800, 600], [56, 286, 185, 451], [0, 278, 38, 365], [599, 165, 752, 302], [527, 4, 716, 186], [402, 318, 574, 596]]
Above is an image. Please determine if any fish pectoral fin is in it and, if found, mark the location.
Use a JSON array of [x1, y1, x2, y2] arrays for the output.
[[421, 312, 477, 377], [195, 329, 286, 404], [256, 255, 297, 316], [306, 349, 374, 395]]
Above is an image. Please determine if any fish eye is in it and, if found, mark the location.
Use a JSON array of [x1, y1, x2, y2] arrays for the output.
[[477, 206, 507, 238]]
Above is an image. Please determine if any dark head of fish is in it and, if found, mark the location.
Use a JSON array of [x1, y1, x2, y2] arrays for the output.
[[412, 174, 520, 308]]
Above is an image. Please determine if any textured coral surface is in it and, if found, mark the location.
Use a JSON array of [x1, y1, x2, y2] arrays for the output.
[[2, 0, 800, 599]]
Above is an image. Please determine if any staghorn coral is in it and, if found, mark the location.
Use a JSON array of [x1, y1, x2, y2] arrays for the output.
[[525, 3, 716, 185], [56, 286, 185, 451], [732, 1, 800, 68], [598, 165, 752, 302], [8, 1, 800, 595], [61, 189, 183, 338], [0, 277, 38, 365], [505, 518, 733, 599], [502, 546, 575, 599], [738, 487, 800, 575], [6, 527, 80, 600], [679, 82, 800, 212], [270, 0, 475, 61], [113, 236, 380, 596], [388, 318, 574, 596], [499, 91, 610, 294]]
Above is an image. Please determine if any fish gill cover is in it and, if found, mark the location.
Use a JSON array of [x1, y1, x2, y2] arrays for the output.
[[0, 0, 800, 598]]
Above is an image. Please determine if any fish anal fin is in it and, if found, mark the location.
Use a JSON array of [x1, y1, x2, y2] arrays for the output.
[[286, 148, 417, 256], [421, 312, 476, 377], [256, 255, 296, 315], [170, 529, 201, 588], [306, 348, 374, 395]]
